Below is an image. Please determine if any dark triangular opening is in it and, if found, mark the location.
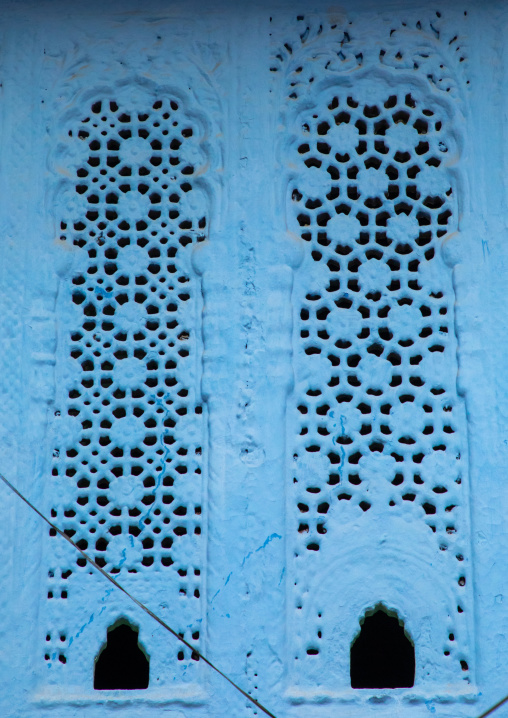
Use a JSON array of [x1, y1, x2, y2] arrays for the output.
[[350, 608, 415, 689], [94, 620, 149, 690]]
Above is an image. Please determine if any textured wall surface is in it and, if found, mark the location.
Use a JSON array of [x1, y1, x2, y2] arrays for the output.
[[0, 0, 507, 716]]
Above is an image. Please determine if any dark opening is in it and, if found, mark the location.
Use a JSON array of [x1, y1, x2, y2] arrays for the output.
[[94, 621, 149, 690], [350, 608, 415, 689]]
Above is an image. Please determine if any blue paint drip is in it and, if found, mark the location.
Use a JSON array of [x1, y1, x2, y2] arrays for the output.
[[241, 532, 282, 567], [71, 588, 112, 642], [210, 572, 233, 603], [94, 285, 113, 299], [330, 410, 346, 477], [137, 392, 173, 530], [211, 534, 282, 602]]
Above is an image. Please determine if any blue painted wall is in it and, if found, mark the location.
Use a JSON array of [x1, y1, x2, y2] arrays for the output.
[[0, 1, 506, 716]]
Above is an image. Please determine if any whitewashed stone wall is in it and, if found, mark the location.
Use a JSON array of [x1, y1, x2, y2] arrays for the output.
[[0, 1, 506, 716]]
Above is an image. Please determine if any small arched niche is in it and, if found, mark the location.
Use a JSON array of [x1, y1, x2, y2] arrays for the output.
[[350, 606, 415, 689], [94, 619, 150, 690]]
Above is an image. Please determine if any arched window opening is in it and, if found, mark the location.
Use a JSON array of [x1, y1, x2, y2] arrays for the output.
[[350, 608, 415, 689], [94, 621, 149, 690]]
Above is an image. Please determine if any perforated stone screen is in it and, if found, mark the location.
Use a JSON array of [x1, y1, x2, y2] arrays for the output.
[[285, 82, 472, 687], [44, 92, 207, 670], [0, 2, 505, 718]]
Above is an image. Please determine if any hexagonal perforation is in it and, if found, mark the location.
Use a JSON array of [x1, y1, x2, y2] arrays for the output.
[[289, 89, 470, 678], [47, 97, 207, 667]]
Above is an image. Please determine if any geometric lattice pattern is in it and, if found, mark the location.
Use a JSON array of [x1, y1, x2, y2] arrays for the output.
[[47, 97, 207, 664], [289, 90, 470, 676]]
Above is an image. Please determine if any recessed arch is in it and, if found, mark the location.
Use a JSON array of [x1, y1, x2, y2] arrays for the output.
[[94, 619, 149, 690], [350, 605, 415, 689]]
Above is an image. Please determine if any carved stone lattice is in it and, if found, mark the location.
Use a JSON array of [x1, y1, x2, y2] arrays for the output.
[[283, 31, 472, 683], [290, 90, 464, 534], [47, 96, 207, 667]]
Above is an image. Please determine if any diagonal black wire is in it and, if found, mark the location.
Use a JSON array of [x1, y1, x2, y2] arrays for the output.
[[0, 472, 277, 718], [4, 469, 508, 718], [477, 695, 508, 718]]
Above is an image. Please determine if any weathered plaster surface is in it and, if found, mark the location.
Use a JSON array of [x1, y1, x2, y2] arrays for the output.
[[0, 1, 506, 717]]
